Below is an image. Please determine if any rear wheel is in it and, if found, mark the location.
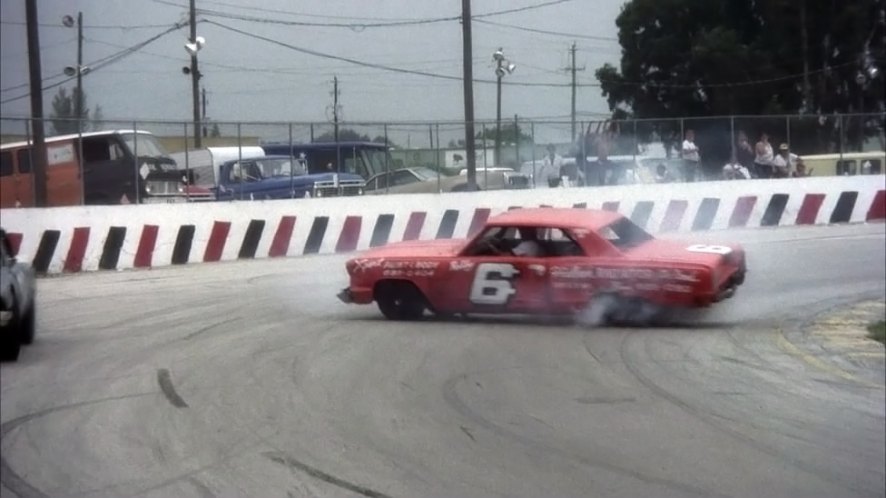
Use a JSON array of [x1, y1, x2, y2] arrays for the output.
[[375, 281, 426, 320]]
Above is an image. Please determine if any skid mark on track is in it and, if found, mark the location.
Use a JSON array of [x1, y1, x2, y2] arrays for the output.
[[460, 426, 476, 442], [440, 373, 726, 498], [186, 476, 216, 498], [0, 392, 155, 498], [157, 369, 189, 408], [182, 318, 241, 341], [264, 451, 392, 498], [618, 330, 871, 497]]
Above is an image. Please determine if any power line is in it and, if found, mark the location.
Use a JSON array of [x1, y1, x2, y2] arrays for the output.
[[204, 20, 576, 88], [155, 0, 576, 29], [1, 22, 187, 104], [0, 20, 180, 29], [473, 18, 617, 42]]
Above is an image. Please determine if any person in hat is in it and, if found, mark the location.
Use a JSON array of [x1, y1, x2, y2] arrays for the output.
[[771, 143, 797, 178]]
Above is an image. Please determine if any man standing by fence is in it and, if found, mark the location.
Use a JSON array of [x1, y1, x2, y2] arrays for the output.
[[681, 129, 700, 182]]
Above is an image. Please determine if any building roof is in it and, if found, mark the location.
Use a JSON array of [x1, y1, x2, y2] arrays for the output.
[[487, 207, 622, 229]]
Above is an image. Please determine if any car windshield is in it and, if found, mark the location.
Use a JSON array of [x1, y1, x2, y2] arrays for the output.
[[410, 167, 438, 181], [254, 158, 304, 177], [361, 148, 394, 177], [599, 217, 654, 249], [120, 133, 169, 160]]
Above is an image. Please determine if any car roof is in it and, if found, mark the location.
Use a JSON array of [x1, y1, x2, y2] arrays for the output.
[[487, 207, 623, 230]]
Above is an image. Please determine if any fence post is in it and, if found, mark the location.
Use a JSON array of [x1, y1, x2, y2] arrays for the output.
[[384, 123, 389, 195], [310, 123, 314, 142], [237, 122, 243, 200], [632, 118, 637, 183], [183, 122, 190, 201], [132, 121, 140, 204], [435, 122, 441, 192], [514, 113, 519, 168], [482, 122, 488, 169], [288, 123, 295, 198], [730, 115, 735, 161], [838, 114, 844, 164], [530, 121, 536, 188]]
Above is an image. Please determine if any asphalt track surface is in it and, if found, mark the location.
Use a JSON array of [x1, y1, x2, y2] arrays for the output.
[[1, 223, 884, 498]]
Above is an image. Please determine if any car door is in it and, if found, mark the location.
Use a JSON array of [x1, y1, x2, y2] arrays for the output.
[[431, 256, 549, 314], [429, 226, 551, 314]]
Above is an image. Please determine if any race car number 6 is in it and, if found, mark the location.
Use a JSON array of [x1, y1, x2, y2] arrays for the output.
[[686, 244, 733, 255], [469, 263, 519, 305]]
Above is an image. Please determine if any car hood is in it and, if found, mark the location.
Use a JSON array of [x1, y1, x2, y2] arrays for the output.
[[622, 239, 741, 267], [357, 238, 467, 258]]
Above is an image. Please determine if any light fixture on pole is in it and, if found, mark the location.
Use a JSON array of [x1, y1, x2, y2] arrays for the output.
[[63, 12, 86, 131], [492, 47, 515, 166]]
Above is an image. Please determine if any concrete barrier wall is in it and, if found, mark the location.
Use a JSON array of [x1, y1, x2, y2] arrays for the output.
[[1, 175, 883, 274]]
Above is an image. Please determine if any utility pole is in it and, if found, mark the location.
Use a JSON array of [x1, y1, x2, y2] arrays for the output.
[[201, 87, 207, 137], [566, 42, 585, 142], [461, 0, 477, 189], [26, 0, 48, 206], [189, 0, 201, 148], [76, 12, 83, 131]]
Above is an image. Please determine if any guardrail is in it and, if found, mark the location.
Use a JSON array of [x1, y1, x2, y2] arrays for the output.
[[1, 175, 883, 275]]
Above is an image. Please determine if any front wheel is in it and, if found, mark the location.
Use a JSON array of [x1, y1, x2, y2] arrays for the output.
[[0, 303, 21, 362], [375, 281, 426, 320]]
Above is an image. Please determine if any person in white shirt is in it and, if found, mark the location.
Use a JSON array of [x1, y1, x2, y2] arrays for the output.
[[511, 228, 545, 257], [723, 154, 751, 180], [754, 132, 774, 178], [681, 129, 700, 182], [541, 144, 564, 187], [771, 143, 796, 178]]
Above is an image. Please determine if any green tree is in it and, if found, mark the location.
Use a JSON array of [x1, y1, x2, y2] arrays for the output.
[[50, 86, 104, 134], [596, 0, 884, 155], [313, 128, 371, 142], [475, 122, 532, 145], [210, 123, 221, 138], [372, 134, 399, 148]]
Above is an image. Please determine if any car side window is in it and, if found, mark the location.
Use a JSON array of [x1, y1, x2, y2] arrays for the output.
[[0, 151, 12, 177], [16, 149, 32, 173], [392, 170, 417, 186]]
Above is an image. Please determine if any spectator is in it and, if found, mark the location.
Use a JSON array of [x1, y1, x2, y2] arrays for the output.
[[771, 143, 795, 178], [735, 131, 755, 173], [723, 154, 751, 180], [655, 163, 675, 183], [590, 145, 612, 186], [541, 143, 563, 187], [792, 158, 811, 177], [754, 132, 774, 178], [680, 129, 700, 182]]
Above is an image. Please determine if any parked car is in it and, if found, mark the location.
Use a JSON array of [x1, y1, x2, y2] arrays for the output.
[[1, 228, 36, 361], [215, 155, 366, 200], [365, 166, 529, 195]]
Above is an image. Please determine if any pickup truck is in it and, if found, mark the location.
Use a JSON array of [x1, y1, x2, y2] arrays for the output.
[[215, 155, 366, 200]]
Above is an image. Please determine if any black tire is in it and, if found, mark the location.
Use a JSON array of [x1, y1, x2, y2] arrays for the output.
[[375, 281, 426, 320], [20, 303, 35, 345], [1, 303, 21, 362]]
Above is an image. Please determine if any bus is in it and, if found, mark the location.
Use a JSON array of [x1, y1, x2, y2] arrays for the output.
[[801, 151, 884, 177], [0, 129, 212, 208]]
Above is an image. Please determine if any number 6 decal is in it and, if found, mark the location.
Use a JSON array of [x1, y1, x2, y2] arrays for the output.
[[686, 244, 733, 255], [470, 263, 519, 305]]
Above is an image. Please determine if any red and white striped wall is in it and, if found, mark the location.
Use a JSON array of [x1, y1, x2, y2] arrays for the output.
[[2, 175, 883, 274]]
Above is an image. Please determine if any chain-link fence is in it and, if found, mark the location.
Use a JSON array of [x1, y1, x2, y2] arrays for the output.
[[1, 114, 883, 207]]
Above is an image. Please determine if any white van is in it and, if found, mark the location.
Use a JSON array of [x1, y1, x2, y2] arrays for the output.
[[169, 146, 265, 187]]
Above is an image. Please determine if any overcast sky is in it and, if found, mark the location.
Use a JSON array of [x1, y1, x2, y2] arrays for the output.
[[1, 0, 624, 143]]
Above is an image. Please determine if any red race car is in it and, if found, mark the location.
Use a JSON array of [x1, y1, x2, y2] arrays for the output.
[[338, 208, 746, 323]]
